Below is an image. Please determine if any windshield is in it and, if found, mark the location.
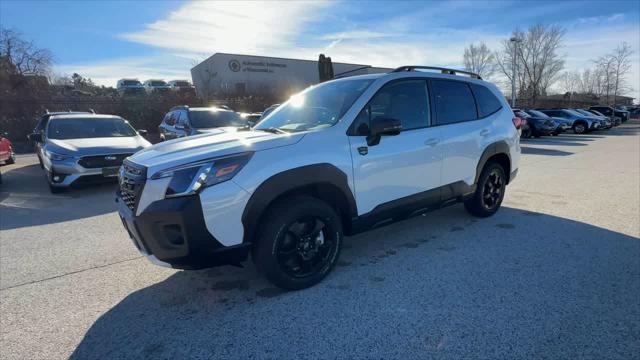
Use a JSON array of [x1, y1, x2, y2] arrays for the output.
[[122, 80, 141, 86], [150, 81, 167, 86], [174, 81, 190, 87], [189, 110, 248, 128], [574, 109, 594, 116], [47, 118, 138, 139], [565, 109, 585, 117], [254, 78, 374, 133], [526, 110, 549, 118]]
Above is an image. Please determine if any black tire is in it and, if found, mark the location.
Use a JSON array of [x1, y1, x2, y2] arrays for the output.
[[253, 195, 342, 290], [464, 162, 506, 217], [573, 122, 587, 134], [6, 149, 15, 165], [521, 128, 532, 139]]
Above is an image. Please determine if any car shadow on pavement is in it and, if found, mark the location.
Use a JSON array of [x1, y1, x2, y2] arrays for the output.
[[0, 162, 118, 230], [520, 146, 574, 156], [70, 206, 640, 359], [521, 138, 589, 147]]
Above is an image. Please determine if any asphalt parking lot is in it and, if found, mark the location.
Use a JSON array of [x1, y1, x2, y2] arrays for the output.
[[1, 123, 639, 359]]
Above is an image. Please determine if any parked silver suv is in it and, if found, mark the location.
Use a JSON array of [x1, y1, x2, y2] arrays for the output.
[[30, 113, 151, 193]]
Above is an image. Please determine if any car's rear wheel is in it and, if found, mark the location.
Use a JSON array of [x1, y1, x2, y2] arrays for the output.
[[521, 128, 532, 139], [464, 162, 506, 217], [253, 195, 342, 290]]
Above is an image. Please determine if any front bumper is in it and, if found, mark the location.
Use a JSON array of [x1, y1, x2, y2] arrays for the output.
[[117, 194, 250, 269], [48, 159, 120, 187]]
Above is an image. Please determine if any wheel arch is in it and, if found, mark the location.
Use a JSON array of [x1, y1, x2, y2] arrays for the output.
[[475, 141, 512, 185], [241, 163, 358, 244]]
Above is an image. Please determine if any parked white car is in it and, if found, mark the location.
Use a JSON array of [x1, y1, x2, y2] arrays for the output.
[[143, 79, 171, 94], [116, 79, 144, 95], [116, 66, 521, 290], [168, 80, 196, 94]]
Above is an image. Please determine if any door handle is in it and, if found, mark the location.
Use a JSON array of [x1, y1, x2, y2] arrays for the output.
[[480, 129, 491, 137], [424, 138, 439, 147]]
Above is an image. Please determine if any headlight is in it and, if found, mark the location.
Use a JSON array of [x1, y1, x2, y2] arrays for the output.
[[151, 152, 253, 198], [45, 150, 73, 161]]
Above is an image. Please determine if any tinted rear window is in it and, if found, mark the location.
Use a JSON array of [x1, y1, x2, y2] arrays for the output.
[[470, 84, 502, 117], [189, 110, 247, 128], [432, 80, 477, 125]]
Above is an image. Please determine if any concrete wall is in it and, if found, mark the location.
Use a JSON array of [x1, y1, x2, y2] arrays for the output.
[[191, 53, 390, 100]]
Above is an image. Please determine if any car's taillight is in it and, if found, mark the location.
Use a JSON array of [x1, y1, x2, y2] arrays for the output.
[[512, 116, 523, 129]]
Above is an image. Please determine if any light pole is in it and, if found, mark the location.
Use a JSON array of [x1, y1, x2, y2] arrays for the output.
[[510, 37, 522, 108]]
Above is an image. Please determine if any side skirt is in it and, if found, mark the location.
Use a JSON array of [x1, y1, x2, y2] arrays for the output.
[[349, 181, 476, 235]]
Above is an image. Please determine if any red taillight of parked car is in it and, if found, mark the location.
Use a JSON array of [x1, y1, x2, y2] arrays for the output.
[[512, 116, 524, 129]]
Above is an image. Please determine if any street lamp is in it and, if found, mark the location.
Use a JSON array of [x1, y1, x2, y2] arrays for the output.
[[510, 37, 522, 108]]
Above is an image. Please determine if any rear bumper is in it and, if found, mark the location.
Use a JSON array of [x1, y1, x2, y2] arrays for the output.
[[117, 194, 250, 269]]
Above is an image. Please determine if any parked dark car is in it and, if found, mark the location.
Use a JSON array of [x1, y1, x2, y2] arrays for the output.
[[628, 107, 640, 119], [536, 109, 600, 134], [158, 106, 249, 141], [514, 109, 557, 138], [261, 104, 281, 118], [590, 106, 629, 123], [573, 109, 612, 129], [242, 113, 263, 127], [525, 109, 570, 135], [586, 109, 620, 126]]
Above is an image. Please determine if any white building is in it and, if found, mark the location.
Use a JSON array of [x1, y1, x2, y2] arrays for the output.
[[190, 53, 390, 99]]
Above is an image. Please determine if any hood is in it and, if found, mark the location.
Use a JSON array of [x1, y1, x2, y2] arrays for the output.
[[129, 128, 305, 171], [47, 136, 151, 155]]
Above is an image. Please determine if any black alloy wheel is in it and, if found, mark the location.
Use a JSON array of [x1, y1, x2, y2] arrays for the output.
[[481, 169, 504, 210], [254, 195, 342, 290], [276, 217, 336, 278]]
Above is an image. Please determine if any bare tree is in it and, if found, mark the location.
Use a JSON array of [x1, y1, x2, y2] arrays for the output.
[[559, 70, 580, 94], [594, 55, 616, 104], [463, 42, 495, 78], [0, 28, 53, 76], [611, 42, 633, 104], [495, 24, 565, 107]]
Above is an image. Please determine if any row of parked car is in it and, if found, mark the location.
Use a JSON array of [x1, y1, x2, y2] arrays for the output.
[[514, 106, 633, 138], [116, 78, 196, 96]]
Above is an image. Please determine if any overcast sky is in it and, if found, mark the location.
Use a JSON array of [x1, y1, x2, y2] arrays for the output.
[[2, 0, 639, 99]]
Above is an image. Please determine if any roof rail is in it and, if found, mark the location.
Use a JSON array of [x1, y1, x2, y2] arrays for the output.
[[391, 66, 482, 80], [170, 105, 189, 111]]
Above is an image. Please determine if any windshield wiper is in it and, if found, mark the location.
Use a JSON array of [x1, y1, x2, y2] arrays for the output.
[[254, 127, 288, 134]]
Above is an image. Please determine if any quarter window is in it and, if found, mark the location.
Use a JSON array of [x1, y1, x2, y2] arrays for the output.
[[470, 83, 502, 118], [351, 80, 429, 135], [432, 80, 478, 125]]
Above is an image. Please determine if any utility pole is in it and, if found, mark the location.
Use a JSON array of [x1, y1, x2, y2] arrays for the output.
[[510, 37, 521, 108]]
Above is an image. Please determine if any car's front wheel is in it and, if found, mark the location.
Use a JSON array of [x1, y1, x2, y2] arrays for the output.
[[573, 122, 587, 134], [253, 195, 342, 290], [464, 162, 506, 217], [6, 148, 15, 165]]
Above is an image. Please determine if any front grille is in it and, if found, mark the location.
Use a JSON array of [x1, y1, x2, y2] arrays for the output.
[[118, 161, 147, 211], [79, 153, 132, 168]]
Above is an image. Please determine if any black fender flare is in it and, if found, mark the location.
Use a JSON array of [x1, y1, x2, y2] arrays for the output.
[[241, 163, 358, 243], [475, 141, 511, 184]]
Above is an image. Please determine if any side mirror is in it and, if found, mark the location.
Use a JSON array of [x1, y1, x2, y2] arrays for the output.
[[367, 117, 402, 146], [28, 132, 43, 143], [137, 129, 148, 136]]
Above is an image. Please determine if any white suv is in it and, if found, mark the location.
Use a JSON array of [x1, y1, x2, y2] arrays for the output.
[[116, 66, 521, 290]]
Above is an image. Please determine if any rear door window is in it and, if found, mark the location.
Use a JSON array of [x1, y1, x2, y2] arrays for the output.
[[470, 83, 502, 118], [431, 80, 478, 125]]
